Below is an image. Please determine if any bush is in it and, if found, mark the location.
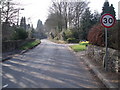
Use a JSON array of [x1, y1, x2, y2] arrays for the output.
[[107, 20, 119, 50], [79, 41, 89, 46], [61, 29, 80, 43], [87, 24, 105, 46], [12, 28, 28, 40], [88, 21, 119, 50], [64, 30, 73, 39], [67, 38, 79, 43], [54, 37, 59, 40]]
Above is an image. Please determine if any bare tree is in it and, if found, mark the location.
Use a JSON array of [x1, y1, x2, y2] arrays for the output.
[[45, 0, 88, 39], [1, 0, 20, 24], [72, 1, 88, 29]]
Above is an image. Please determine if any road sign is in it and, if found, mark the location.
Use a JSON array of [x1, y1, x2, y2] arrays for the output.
[[101, 13, 115, 28], [100, 13, 116, 71]]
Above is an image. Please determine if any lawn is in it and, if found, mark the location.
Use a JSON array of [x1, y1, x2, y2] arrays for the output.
[[20, 39, 41, 50], [70, 45, 86, 52]]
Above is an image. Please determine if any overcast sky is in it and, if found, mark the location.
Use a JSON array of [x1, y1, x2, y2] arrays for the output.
[[13, 0, 119, 28]]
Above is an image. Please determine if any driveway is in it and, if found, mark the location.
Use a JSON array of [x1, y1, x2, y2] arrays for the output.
[[2, 39, 105, 88]]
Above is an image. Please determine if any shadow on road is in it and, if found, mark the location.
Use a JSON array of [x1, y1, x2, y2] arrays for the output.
[[2, 40, 105, 88]]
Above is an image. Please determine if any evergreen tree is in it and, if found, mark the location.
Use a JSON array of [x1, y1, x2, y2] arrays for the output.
[[20, 17, 26, 30], [101, 1, 110, 15], [92, 11, 100, 24], [80, 8, 93, 40], [36, 19, 43, 31], [79, 8, 100, 40], [23, 17, 26, 29], [109, 4, 116, 18], [101, 0, 116, 18], [20, 17, 23, 28], [35, 19, 46, 39]]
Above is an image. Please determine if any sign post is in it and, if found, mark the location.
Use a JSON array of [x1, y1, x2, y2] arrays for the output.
[[105, 27, 108, 70], [100, 13, 115, 71]]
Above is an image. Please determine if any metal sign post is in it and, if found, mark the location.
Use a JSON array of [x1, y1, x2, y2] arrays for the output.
[[100, 13, 115, 71], [104, 28, 108, 71]]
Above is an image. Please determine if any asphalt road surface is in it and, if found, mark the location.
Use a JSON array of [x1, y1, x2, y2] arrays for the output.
[[2, 39, 105, 88]]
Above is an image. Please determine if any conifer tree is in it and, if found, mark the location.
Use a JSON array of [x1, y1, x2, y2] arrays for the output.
[[101, 0, 116, 18], [20, 17, 26, 30]]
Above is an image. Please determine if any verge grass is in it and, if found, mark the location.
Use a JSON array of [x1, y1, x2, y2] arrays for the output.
[[20, 39, 41, 50], [70, 45, 86, 52], [70, 41, 89, 52]]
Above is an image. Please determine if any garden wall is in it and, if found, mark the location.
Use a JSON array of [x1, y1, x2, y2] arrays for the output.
[[86, 45, 120, 73], [2, 39, 36, 52]]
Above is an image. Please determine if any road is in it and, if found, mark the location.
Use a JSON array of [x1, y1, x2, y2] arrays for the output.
[[2, 39, 105, 88]]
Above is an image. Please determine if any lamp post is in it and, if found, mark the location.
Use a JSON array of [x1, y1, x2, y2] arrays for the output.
[[17, 8, 24, 26]]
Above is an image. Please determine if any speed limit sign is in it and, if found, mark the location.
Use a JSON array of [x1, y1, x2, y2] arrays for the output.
[[101, 13, 116, 71], [101, 13, 115, 28]]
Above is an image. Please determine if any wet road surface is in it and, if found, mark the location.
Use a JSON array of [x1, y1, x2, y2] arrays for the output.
[[2, 39, 105, 88]]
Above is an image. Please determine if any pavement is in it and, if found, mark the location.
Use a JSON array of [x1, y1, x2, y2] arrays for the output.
[[68, 47, 119, 89], [2, 39, 119, 88]]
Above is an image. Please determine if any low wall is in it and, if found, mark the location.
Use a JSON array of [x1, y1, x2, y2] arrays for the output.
[[2, 39, 36, 52], [86, 45, 120, 73]]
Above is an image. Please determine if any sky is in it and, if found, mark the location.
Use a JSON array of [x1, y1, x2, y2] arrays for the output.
[[13, 0, 119, 28]]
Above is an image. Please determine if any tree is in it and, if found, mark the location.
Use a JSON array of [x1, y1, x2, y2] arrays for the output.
[[34, 19, 46, 39], [72, 2, 88, 29], [101, 0, 116, 18], [109, 4, 116, 18], [1, 0, 19, 24], [45, 0, 88, 40], [49, 1, 64, 32], [107, 20, 119, 50], [80, 8, 100, 40], [101, 0, 110, 15], [36, 19, 44, 31], [92, 11, 101, 24], [12, 28, 28, 40], [20, 17, 26, 30]]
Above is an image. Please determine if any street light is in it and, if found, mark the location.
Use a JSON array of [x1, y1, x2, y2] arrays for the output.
[[17, 8, 24, 26]]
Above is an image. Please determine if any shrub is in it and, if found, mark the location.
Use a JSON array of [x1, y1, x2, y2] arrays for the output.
[[87, 24, 105, 46], [62, 29, 80, 42], [64, 30, 73, 39], [67, 38, 79, 43], [54, 37, 59, 40], [88, 21, 119, 50], [79, 41, 89, 46], [12, 28, 28, 40], [107, 20, 119, 50]]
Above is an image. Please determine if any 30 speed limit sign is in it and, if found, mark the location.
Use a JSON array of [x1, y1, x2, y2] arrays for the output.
[[101, 13, 115, 28]]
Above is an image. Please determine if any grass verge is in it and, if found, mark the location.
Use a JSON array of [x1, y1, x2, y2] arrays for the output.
[[20, 39, 41, 50], [70, 45, 86, 52]]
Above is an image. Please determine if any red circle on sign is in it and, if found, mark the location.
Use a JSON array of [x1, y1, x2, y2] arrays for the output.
[[100, 13, 116, 28]]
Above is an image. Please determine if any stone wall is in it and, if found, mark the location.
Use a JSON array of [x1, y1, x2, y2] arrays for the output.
[[2, 22, 14, 41], [86, 45, 120, 73], [2, 39, 36, 52]]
